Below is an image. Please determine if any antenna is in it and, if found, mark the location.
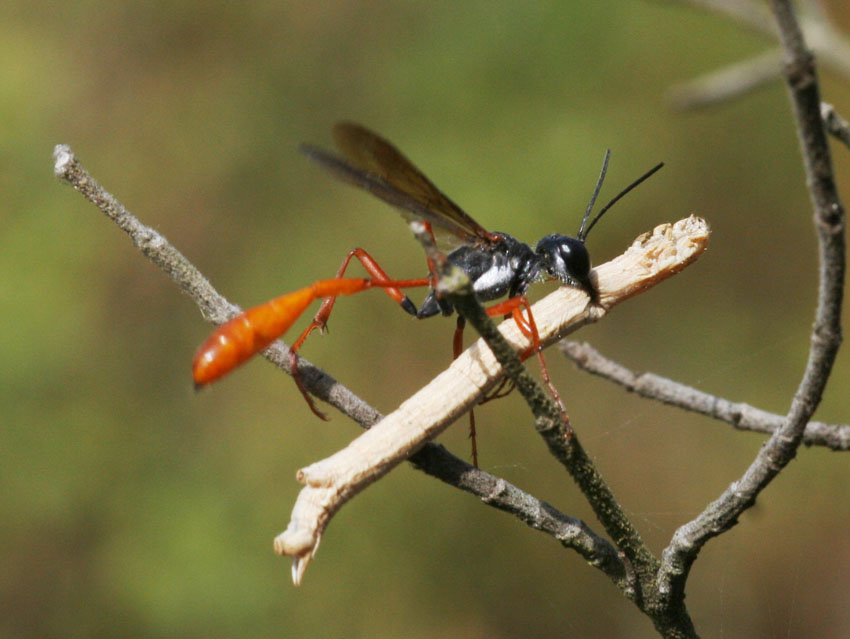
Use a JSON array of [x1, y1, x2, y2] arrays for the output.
[[578, 149, 610, 241], [579, 160, 665, 241]]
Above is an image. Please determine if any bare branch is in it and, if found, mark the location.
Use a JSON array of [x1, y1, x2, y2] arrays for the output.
[[657, 0, 845, 605], [53, 146, 230, 324], [274, 217, 709, 584], [409, 443, 629, 588], [561, 341, 850, 450]]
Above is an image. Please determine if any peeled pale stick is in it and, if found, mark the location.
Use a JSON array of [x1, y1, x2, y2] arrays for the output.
[[275, 215, 710, 584]]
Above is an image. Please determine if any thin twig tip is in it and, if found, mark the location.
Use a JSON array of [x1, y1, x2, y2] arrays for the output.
[[53, 145, 75, 178]]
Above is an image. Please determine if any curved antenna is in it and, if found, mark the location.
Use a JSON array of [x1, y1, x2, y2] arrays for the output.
[[580, 161, 665, 242], [577, 149, 611, 241]]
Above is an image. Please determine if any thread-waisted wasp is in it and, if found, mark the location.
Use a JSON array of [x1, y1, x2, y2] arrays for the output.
[[193, 123, 662, 464]]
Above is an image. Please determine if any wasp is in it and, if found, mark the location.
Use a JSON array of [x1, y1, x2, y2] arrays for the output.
[[193, 123, 662, 463]]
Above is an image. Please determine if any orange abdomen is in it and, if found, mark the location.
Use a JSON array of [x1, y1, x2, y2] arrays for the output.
[[192, 287, 316, 386], [192, 279, 375, 386]]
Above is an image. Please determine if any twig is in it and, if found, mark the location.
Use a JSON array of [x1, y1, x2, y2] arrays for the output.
[[274, 217, 709, 584], [53, 144, 630, 588], [561, 341, 850, 451], [53, 146, 231, 324], [657, 0, 845, 606], [408, 443, 629, 586], [822, 102, 850, 149]]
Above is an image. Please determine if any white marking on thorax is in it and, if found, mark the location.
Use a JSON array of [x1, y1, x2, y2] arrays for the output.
[[473, 262, 513, 298]]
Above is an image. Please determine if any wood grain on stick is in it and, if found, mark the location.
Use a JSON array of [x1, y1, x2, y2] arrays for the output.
[[275, 215, 710, 584]]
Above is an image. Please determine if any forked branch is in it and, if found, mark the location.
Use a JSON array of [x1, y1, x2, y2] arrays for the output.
[[656, 0, 845, 605]]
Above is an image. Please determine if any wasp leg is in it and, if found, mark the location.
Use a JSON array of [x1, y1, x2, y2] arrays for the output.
[[484, 297, 570, 431]]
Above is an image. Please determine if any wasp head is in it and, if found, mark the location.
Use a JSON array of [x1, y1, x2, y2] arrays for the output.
[[535, 234, 596, 302]]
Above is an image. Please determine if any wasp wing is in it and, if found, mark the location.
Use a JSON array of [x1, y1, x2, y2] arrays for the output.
[[300, 122, 501, 246]]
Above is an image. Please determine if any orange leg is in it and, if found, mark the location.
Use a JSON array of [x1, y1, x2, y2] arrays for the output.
[[295, 248, 419, 344], [483, 296, 570, 428], [452, 295, 568, 466], [421, 223, 441, 288], [287, 226, 445, 418], [286, 249, 426, 418]]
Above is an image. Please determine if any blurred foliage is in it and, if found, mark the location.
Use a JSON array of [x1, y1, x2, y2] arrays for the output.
[[2, 1, 849, 638]]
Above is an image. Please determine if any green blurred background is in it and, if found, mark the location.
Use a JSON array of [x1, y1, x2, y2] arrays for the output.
[[3, 2, 849, 637]]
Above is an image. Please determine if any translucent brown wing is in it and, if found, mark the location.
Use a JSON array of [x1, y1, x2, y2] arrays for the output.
[[299, 122, 501, 246]]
